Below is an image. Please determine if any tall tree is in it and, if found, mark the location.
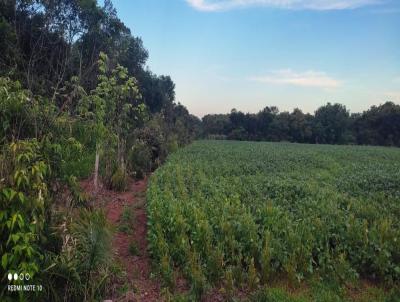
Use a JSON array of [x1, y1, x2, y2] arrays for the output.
[[313, 103, 350, 144], [353, 102, 400, 146]]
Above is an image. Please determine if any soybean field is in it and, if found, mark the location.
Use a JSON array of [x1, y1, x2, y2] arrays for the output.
[[147, 140, 400, 300]]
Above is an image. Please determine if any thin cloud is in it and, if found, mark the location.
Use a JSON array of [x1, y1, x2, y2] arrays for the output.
[[186, 0, 381, 12], [250, 69, 341, 89], [369, 7, 400, 14], [385, 91, 400, 100]]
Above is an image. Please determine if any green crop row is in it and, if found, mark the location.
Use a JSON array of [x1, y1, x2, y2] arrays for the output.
[[147, 140, 400, 298]]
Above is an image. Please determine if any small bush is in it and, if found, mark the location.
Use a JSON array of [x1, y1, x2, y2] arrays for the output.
[[129, 141, 152, 179], [118, 223, 131, 234], [166, 135, 179, 153], [249, 288, 308, 302], [99, 140, 118, 188], [128, 240, 140, 256], [44, 209, 114, 302], [118, 205, 134, 234], [0, 140, 48, 288], [111, 168, 127, 191]]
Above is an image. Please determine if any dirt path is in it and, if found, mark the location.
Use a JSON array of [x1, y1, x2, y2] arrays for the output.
[[82, 177, 161, 302]]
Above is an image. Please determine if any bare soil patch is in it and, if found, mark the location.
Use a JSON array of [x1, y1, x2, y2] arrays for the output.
[[81, 177, 161, 302]]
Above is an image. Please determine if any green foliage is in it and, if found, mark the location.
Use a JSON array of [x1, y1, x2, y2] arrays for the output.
[[248, 283, 400, 302], [202, 102, 400, 147], [247, 257, 259, 291], [111, 168, 128, 192], [313, 103, 350, 144], [118, 204, 134, 234], [0, 77, 58, 144], [224, 267, 235, 301], [166, 135, 179, 154], [248, 288, 308, 302], [147, 140, 400, 297], [93, 52, 145, 171], [354, 102, 400, 146], [128, 240, 140, 256], [0, 140, 48, 292], [44, 209, 114, 302], [0, 78, 34, 143], [55, 136, 95, 180], [72, 210, 112, 299], [128, 140, 152, 179], [0, 1, 198, 300]]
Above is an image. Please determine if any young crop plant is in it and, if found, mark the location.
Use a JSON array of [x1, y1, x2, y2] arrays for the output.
[[128, 240, 140, 257], [118, 204, 135, 234], [147, 140, 400, 298]]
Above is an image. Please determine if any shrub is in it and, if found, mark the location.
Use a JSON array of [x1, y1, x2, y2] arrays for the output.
[[110, 168, 127, 192], [248, 288, 308, 302], [128, 141, 152, 179], [0, 140, 48, 294], [166, 135, 179, 153], [118, 205, 134, 234], [128, 240, 140, 256], [0, 78, 35, 142], [99, 138, 118, 189], [44, 209, 114, 302]]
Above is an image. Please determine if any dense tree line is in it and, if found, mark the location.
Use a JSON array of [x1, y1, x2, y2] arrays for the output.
[[0, 0, 203, 187], [202, 102, 400, 147], [0, 0, 200, 142], [0, 0, 200, 300]]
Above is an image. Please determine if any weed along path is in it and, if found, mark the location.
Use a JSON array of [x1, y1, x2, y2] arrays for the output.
[[82, 177, 161, 301], [106, 177, 161, 301]]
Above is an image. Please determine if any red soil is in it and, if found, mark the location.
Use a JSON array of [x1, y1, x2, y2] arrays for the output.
[[80, 177, 393, 302], [80, 177, 232, 301], [81, 177, 161, 301]]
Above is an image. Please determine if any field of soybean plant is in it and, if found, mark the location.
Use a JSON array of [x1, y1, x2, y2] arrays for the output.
[[147, 140, 400, 301]]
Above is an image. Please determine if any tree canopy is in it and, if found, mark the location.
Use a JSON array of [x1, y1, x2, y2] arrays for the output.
[[202, 102, 400, 147]]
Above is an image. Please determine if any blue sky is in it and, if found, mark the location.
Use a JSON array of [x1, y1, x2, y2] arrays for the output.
[[111, 0, 400, 117]]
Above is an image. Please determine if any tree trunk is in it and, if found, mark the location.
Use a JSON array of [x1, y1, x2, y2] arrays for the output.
[[94, 146, 100, 192], [121, 139, 125, 172], [117, 137, 125, 172]]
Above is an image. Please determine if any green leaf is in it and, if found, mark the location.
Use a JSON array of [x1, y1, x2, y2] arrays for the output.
[[1, 253, 8, 270], [18, 192, 25, 204], [12, 234, 20, 244]]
